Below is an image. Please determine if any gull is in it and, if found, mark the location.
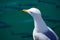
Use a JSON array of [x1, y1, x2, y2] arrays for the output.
[[22, 8, 59, 40]]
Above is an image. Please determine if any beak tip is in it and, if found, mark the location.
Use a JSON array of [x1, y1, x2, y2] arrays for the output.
[[22, 9, 27, 12]]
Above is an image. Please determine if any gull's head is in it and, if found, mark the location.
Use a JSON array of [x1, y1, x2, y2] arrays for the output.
[[22, 8, 41, 17]]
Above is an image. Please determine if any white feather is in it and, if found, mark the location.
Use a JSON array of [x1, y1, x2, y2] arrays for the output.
[[33, 28, 51, 40], [26, 8, 59, 40]]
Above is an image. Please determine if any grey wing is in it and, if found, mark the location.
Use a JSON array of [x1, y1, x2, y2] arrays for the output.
[[48, 27, 59, 40], [33, 33, 50, 40]]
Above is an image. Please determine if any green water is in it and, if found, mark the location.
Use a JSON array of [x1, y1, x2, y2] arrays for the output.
[[0, 0, 60, 40]]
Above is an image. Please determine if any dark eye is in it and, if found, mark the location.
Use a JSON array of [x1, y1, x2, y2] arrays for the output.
[[30, 12, 33, 13]]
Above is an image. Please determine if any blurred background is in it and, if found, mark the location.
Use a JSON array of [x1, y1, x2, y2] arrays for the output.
[[0, 0, 60, 40]]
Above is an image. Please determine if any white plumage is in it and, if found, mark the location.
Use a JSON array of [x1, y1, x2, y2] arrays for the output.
[[22, 8, 59, 40]]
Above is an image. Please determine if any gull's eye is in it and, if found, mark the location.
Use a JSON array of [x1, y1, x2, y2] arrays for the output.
[[30, 12, 33, 13]]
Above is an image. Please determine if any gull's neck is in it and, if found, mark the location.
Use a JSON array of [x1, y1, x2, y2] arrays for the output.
[[33, 14, 48, 33]]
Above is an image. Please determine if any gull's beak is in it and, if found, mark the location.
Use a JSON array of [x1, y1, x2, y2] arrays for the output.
[[22, 9, 28, 13]]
